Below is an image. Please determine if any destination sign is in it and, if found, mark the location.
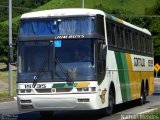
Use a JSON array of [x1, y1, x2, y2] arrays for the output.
[[54, 35, 85, 39]]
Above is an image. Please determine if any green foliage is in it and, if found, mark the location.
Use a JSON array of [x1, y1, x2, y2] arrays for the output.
[[0, 22, 8, 64], [0, 0, 160, 64], [0, 19, 19, 64], [145, 1, 160, 58], [149, 18, 160, 57], [94, 0, 156, 15], [145, 0, 160, 15], [0, 0, 50, 64], [0, 0, 51, 22], [149, 18, 160, 36]]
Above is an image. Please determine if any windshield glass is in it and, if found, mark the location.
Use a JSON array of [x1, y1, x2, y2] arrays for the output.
[[17, 39, 96, 83], [18, 41, 54, 82], [20, 17, 95, 36], [54, 39, 95, 82]]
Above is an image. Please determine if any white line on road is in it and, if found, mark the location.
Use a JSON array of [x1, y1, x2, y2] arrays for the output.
[[138, 108, 158, 114]]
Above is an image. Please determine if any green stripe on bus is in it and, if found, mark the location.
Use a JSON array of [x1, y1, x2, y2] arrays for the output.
[[52, 83, 77, 88], [115, 52, 131, 102]]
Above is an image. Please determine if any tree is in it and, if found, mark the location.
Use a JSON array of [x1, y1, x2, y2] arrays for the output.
[[145, 0, 160, 15]]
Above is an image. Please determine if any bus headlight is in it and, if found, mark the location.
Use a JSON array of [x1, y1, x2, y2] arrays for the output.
[[90, 87, 96, 92], [76, 87, 96, 92], [77, 87, 89, 92], [83, 87, 89, 91], [17, 89, 34, 94]]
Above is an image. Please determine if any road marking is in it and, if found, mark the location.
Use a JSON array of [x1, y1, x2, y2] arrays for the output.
[[0, 100, 16, 104], [138, 108, 158, 114]]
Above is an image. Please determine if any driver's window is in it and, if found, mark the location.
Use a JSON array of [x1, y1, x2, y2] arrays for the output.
[[97, 40, 106, 84]]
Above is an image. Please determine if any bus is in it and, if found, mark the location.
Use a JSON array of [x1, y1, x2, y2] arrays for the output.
[[17, 8, 154, 118]]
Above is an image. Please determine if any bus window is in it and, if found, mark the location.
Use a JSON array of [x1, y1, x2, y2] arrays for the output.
[[97, 40, 106, 83], [125, 29, 132, 50], [125, 29, 129, 49], [145, 36, 149, 53], [120, 27, 124, 48], [142, 35, 145, 52], [148, 37, 152, 53], [106, 21, 112, 45], [129, 30, 132, 50], [150, 37, 153, 53], [137, 33, 140, 51], [132, 32, 136, 50], [141, 35, 144, 52], [111, 23, 116, 46], [96, 15, 105, 36], [116, 26, 124, 48], [116, 26, 120, 47]]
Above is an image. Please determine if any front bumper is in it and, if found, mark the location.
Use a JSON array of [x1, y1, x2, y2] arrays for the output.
[[17, 93, 100, 112]]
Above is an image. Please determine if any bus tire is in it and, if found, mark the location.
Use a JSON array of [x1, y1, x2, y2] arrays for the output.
[[138, 84, 146, 105], [40, 111, 54, 120], [103, 89, 114, 116]]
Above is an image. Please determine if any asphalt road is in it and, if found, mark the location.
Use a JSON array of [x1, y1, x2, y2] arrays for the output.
[[0, 94, 160, 120]]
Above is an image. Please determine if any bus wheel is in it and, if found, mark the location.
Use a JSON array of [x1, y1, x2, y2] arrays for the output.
[[138, 85, 146, 105], [40, 111, 54, 120], [105, 90, 114, 116]]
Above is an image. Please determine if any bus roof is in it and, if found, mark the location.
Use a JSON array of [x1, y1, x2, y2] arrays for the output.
[[21, 8, 151, 35], [21, 8, 105, 18], [105, 13, 151, 35]]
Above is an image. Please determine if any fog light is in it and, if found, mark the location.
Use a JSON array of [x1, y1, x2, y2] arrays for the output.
[[51, 88, 55, 92], [78, 98, 90, 102], [20, 100, 31, 103], [26, 89, 32, 93], [20, 89, 25, 93], [21, 105, 33, 109]]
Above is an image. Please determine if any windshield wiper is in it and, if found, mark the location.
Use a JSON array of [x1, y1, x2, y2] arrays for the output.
[[55, 58, 74, 82], [32, 57, 48, 88]]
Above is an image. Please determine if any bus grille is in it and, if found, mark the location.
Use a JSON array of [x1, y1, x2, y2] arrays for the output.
[[35, 88, 51, 93], [56, 88, 72, 92]]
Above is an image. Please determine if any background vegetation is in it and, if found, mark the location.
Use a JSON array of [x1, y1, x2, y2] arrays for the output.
[[0, 0, 160, 67]]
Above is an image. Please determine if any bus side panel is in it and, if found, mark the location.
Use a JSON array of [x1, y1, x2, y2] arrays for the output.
[[130, 54, 154, 99], [115, 52, 132, 102], [126, 53, 139, 100], [106, 50, 123, 105]]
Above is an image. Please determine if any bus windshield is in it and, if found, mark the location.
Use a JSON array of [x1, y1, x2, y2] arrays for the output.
[[17, 39, 96, 83], [54, 39, 95, 82], [18, 41, 54, 83], [20, 17, 95, 36]]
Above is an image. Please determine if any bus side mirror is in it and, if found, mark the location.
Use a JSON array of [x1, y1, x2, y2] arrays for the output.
[[99, 44, 107, 60], [102, 45, 107, 60]]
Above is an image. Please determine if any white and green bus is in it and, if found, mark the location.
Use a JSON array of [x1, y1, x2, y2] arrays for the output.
[[17, 8, 154, 117]]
